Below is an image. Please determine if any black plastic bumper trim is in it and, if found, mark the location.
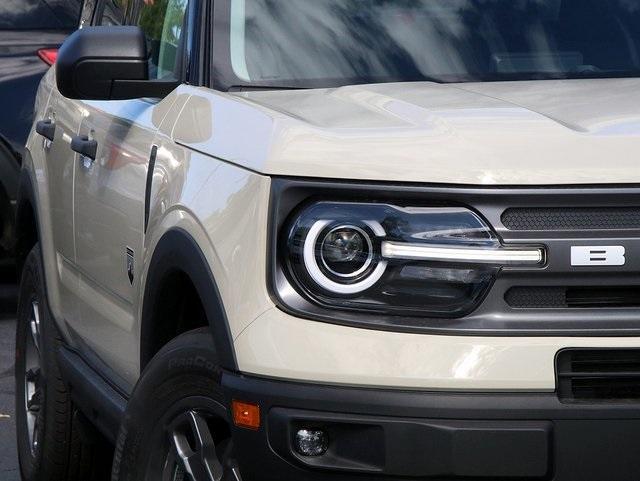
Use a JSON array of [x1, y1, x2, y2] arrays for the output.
[[269, 408, 552, 478], [223, 372, 640, 481]]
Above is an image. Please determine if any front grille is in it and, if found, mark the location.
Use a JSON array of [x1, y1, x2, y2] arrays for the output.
[[557, 349, 640, 402], [501, 207, 640, 231], [506, 286, 640, 309]]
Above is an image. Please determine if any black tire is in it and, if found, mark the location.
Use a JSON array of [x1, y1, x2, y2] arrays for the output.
[[15, 244, 105, 480], [111, 328, 239, 481]]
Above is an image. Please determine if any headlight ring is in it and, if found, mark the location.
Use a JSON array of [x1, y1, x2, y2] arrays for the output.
[[302, 219, 388, 295]]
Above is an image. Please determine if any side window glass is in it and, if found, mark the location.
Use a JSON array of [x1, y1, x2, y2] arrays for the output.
[[137, 0, 189, 80], [99, 0, 130, 26]]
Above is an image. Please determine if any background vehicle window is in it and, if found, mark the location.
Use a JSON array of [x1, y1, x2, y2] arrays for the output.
[[0, 0, 82, 30], [136, 0, 189, 80]]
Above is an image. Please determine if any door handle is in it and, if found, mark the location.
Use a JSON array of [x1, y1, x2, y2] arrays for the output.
[[70, 135, 97, 161], [35, 119, 56, 141]]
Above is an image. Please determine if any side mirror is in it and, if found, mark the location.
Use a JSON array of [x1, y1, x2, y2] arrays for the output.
[[56, 26, 178, 100]]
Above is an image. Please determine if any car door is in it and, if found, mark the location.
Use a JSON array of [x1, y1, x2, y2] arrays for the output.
[[34, 86, 85, 327], [31, 0, 96, 329], [70, 0, 190, 387]]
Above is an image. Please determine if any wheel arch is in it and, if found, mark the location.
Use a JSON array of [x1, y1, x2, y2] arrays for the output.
[[140, 228, 237, 372]]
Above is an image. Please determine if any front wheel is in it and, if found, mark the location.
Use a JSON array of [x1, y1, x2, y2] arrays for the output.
[[111, 328, 241, 481]]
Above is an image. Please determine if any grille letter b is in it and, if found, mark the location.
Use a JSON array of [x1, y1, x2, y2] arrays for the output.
[[570, 246, 626, 267]]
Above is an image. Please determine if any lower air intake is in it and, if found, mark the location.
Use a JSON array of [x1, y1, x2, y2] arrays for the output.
[[506, 286, 640, 309], [557, 349, 640, 402]]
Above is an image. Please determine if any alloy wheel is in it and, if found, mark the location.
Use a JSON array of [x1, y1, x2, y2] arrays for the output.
[[160, 410, 241, 481], [23, 300, 43, 457]]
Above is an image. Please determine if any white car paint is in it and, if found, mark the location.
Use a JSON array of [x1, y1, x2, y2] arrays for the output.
[[25, 67, 640, 391], [176, 79, 640, 185]]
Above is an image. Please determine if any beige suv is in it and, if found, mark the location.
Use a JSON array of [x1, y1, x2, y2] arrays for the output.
[[15, 1, 640, 480]]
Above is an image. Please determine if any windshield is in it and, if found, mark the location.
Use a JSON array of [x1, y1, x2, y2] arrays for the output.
[[215, 0, 640, 89]]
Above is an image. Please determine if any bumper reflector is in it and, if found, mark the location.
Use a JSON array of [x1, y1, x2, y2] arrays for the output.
[[37, 48, 58, 66]]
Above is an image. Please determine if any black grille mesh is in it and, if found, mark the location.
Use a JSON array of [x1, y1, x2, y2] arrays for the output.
[[505, 287, 566, 308], [501, 207, 640, 231], [506, 286, 640, 309]]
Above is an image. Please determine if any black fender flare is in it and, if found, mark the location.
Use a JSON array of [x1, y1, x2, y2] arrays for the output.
[[140, 228, 238, 371]]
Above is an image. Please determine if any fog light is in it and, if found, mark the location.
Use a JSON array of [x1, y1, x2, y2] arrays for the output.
[[295, 429, 328, 457]]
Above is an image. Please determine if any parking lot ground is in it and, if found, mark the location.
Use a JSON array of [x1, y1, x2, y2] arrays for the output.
[[1, 279, 19, 479], [0, 315, 18, 480]]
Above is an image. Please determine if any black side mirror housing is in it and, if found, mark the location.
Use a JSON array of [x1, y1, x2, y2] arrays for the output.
[[56, 26, 178, 100]]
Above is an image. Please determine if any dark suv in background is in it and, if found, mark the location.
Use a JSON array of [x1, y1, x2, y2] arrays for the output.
[[0, 0, 80, 283]]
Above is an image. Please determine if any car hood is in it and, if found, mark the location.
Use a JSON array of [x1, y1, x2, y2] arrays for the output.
[[175, 79, 640, 185]]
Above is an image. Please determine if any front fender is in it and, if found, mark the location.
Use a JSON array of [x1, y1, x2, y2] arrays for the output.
[[140, 228, 237, 370]]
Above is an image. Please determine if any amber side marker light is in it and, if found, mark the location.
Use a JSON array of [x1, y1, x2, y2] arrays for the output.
[[232, 400, 261, 430]]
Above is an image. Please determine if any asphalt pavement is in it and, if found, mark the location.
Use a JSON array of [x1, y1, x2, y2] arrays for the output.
[[0, 319, 18, 480], [0, 285, 18, 480]]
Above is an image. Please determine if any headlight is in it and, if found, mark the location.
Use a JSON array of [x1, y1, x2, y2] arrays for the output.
[[282, 202, 544, 318]]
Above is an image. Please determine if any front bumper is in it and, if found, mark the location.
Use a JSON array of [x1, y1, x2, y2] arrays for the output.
[[223, 372, 640, 481], [234, 307, 640, 390]]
